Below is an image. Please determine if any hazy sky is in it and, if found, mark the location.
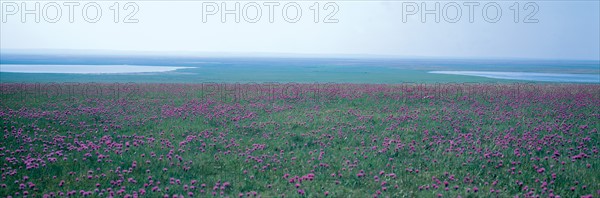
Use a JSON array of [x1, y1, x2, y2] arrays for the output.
[[1, 1, 599, 60]]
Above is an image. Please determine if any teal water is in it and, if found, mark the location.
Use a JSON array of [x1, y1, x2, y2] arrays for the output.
[[1, 54, 598, 83]]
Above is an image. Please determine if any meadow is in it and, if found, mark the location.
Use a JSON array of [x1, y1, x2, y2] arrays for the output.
[[0, 83, 598, 197]]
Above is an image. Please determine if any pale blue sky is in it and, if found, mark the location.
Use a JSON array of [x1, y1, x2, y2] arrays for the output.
[[1, 1, 599, 60]]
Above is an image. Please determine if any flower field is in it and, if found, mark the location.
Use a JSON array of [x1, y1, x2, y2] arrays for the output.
[[0, 83, 598, 197]]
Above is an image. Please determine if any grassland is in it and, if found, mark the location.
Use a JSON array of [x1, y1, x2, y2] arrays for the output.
[[0, 83, 598, 197]]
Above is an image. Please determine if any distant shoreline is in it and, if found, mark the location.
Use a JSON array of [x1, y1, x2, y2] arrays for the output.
[[429, 71, 600, 83], [0, 64, 194, 74]]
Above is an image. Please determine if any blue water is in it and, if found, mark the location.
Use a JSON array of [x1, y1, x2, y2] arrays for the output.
[[1, 53, 598, 83]]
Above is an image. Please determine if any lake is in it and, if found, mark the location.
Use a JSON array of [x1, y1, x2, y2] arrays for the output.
[[1, 54, 598, 83]]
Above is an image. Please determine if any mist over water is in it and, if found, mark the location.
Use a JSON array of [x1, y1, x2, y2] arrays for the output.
[[0, 65, 194, 74], [429, 71, 600, 83]]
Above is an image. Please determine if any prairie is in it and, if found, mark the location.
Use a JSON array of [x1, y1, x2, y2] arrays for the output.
[[0, 83, 598, 197]]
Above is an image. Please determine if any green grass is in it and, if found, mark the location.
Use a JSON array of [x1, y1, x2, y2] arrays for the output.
[[0, 84, 598, 197]]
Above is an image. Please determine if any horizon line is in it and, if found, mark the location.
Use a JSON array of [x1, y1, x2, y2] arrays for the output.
[[1, 48, 600, 62]]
